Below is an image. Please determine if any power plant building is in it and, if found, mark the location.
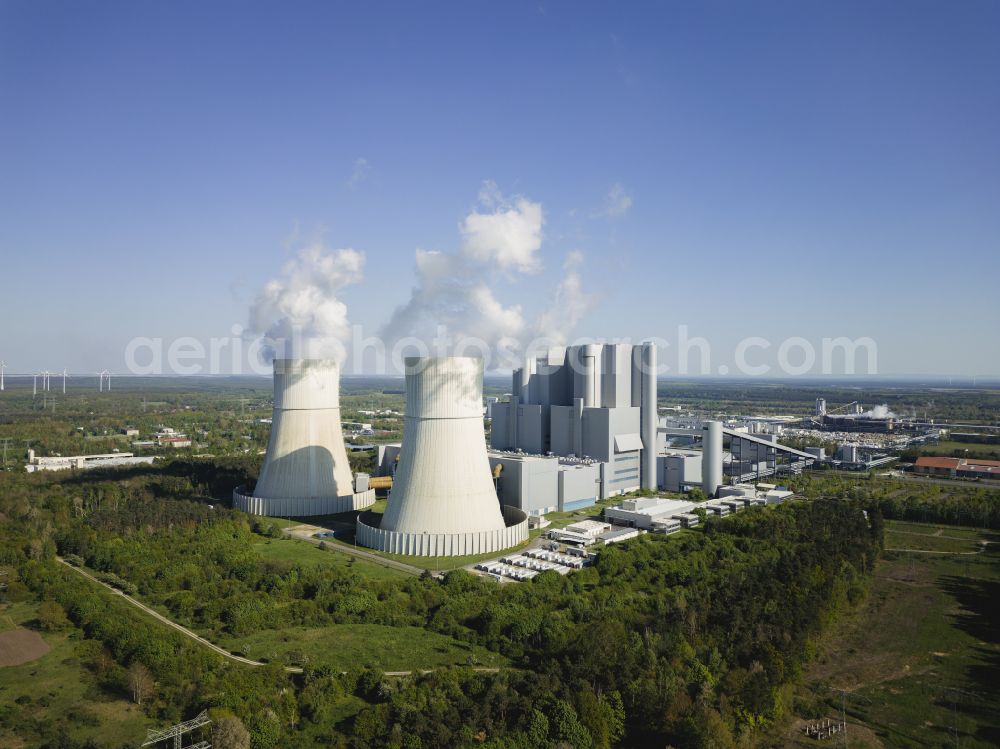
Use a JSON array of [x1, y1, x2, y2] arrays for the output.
[[490, 343, 659, 507]]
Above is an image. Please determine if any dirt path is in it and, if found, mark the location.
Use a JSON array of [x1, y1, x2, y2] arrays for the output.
[[888, 528, 989, 542], [884, 544, 990, 556], [55, 558, 293, 671], [56, 557, 497, 678]]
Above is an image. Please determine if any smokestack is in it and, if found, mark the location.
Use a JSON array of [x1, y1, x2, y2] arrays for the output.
[[701, 420, 723, 498], [357, 356, 527, 556], [638, 342, 657, 491], [233, 359, 374, 516]]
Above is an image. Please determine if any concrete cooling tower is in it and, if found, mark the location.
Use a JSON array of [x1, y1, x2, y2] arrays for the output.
[[233, 359, 375, 516], [357, 356, 528, 556]]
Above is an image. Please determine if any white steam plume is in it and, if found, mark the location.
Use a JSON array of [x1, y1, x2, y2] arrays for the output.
[[382, 183, 595, 363], [861, 404, 896, 419], [533, 250, 599, 346], [249, 242, 364, 362], [381, 248, 527, 351], [460, 182, 544, 273]]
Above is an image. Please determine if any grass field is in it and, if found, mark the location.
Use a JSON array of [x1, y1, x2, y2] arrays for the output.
[[216, 623, 507, 672], [252, 534, 408, 581], [914, 441, 1000, 461], [771, 520, 1000, 748], [884, 521, 991, 554], [0, 601, 148, 748]]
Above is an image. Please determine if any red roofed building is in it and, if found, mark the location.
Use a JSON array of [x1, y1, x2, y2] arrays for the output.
[[914, 455, 1000, 479]]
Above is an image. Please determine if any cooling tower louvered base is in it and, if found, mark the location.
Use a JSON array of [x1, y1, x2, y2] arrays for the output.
[[356, 505, 528, 557], [232, 487, 375, 517]]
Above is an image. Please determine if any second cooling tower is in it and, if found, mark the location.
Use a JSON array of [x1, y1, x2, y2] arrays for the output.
[[357, 356, 528, 556], [233, 359, 375, 517]]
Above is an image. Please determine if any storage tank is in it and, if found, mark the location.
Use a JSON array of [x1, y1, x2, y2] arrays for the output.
[[701, 420, 723, 498], [233, 359, 375, 516], [356, 356, 528, 556]]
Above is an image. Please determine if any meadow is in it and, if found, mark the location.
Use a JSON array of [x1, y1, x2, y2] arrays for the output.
[[773, 519, 1000, 748]]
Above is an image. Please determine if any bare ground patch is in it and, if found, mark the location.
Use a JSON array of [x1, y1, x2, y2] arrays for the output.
[[0, 628, 50, 666]]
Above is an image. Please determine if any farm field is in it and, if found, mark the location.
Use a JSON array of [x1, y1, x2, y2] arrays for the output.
[[773, 520, 1000, 748]]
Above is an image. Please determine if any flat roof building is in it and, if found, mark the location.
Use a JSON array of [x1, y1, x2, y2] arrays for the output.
[[604, 497, 699, 530]]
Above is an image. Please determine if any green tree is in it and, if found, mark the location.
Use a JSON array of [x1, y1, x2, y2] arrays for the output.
[[37, 600, 70, 631]]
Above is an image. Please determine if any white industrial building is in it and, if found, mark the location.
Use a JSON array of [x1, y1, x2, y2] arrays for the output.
[[604, 486, 788, 532], [659, 450, 703, 493], [25, 451, 155, 473], [356, 356, 528, 557], [604, 497, 699, 531], [233, 359, 375, 517]]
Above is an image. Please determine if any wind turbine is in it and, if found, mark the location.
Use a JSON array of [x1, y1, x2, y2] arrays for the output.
[[98, 370, 111, 392], [33, 373, 38, 397], [62, 368, 68, 394], [0, 360, 5, 391], [41, 370, 51, 392]]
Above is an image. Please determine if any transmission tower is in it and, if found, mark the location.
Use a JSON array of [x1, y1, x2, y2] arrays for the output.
[[141, 710, 211, 749]]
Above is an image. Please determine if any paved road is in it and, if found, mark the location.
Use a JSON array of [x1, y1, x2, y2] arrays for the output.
[[56, 557, 501, 677]]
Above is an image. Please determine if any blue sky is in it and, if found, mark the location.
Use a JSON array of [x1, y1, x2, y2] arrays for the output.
[[1, 1, 998, 377]]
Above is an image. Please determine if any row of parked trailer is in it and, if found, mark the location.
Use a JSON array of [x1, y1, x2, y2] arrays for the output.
[[475, 547, 595, 582], [523, 548, 592, 569], [474, 561, 541, 581]]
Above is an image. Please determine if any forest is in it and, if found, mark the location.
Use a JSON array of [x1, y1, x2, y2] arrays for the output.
[[0, 457, 890, 748]]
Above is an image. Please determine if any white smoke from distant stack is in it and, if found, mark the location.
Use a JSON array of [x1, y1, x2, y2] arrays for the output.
[[862, 404, 896, 419], [534, 250, 598, 346], [382, 182, 596, 360], [249, 242, 365, 363]]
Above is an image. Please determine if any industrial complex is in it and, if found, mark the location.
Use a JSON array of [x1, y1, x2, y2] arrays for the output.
[[224, 341, 982, 561], [480, 343, 816, 519]]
